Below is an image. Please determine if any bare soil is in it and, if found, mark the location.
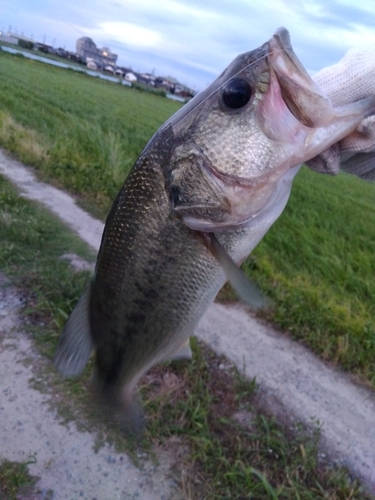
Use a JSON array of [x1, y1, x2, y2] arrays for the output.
[[0, 149, 374, 496]]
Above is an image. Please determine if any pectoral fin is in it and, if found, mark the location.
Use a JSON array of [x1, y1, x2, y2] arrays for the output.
[[207, 234, 268, 309]]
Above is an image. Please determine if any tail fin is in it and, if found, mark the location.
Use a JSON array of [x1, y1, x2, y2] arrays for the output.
[[91, 372, 145, 438], [54, 286, 94, 376]]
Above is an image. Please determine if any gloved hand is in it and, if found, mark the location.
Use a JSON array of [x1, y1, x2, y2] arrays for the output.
[[306, 48, 375, 180]]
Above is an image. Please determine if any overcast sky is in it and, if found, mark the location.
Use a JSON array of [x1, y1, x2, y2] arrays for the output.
[[2, 0, 375, 90]]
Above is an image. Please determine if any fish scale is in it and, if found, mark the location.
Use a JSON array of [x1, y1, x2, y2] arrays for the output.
[[91, 150, 224, 397]]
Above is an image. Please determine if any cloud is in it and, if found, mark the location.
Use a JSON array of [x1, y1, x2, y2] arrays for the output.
[[98, 22, 163, 48], [2, 0, 374, 90]]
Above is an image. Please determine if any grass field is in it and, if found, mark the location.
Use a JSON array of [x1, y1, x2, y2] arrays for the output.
[[0, 48, 181, 215], [0, 48, 374, 387], [247, 168, 375, 384]]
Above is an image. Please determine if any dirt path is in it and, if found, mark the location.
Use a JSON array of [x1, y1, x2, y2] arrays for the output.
[[1, 149, 375, 495], [0, 277, 177, 500]]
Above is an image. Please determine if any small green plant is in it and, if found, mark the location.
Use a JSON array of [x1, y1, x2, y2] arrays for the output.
[[0, 456, 37, 500]]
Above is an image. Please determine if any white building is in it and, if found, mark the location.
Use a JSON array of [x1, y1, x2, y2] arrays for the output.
[[76, 37, 117, 66]]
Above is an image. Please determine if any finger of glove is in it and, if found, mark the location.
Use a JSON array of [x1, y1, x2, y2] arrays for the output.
[[308, 48, 375, 178], [313, 48, 375, 105]]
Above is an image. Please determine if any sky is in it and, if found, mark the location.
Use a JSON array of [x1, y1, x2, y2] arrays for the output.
[[2, 0, 375, 91]]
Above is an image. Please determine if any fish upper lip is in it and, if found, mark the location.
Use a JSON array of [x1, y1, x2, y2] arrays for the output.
[[268, 27, 336, 128]]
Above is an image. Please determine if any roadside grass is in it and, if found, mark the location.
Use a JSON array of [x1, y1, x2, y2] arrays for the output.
[[141, 341, 370, 499], [1, 49, 375, 389], [1, 174, 372, 498], [0, 175, 95, 357]]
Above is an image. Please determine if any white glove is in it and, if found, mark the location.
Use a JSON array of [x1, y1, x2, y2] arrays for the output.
[[306, 48, 375, 180]]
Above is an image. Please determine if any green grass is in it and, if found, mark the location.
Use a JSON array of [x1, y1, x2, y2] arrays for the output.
[[247, 168, 375, 385], [0, 175, 95, 357], [0, 457, 38, 500], [0, 49, 181, 215], [0, 177, 371, 499], [141, 341, 371, 499]]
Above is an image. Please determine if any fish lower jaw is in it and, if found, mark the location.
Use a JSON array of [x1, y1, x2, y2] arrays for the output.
[[181, 185, 277, 232], [182, 211, 260, 232]]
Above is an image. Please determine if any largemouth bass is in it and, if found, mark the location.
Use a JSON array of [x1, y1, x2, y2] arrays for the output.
[[54, 28, 375, 430]]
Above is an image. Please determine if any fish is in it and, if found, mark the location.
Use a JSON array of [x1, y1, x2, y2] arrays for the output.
[[54, 27, 375, 432]]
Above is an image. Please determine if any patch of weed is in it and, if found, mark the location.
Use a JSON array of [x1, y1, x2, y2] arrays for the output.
[[0, 457, 39, 500], [140, 339, 371, 499]]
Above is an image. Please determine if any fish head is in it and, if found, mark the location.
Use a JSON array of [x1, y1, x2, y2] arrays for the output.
[[161, 27, 375, 231]]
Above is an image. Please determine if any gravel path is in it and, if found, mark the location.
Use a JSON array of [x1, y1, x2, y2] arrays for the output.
[[1, 148, 374, 495]]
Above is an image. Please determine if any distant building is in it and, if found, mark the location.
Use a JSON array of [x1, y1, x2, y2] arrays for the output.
[[0, 30, 34, 45], [34, 42, 55, 54], [76, 37, 117, 66]]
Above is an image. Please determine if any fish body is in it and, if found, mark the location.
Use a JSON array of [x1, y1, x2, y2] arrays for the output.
[[54, 28, 375, 429]]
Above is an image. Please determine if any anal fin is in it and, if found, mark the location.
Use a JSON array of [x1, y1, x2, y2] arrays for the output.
[[54, 286, 94, 376]]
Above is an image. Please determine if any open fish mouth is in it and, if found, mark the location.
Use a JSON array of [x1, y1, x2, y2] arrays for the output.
[[268, 28, 336, 128], [174, 27, 375, 233]]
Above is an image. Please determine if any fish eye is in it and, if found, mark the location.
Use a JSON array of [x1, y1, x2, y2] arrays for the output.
[[222, 78, 252, 109]]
